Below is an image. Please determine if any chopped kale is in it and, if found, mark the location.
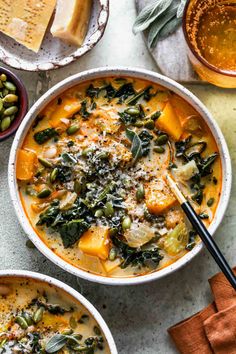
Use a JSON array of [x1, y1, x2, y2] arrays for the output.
[[86, 83, 116, 102], [36, 199, 93, 248], [59, 219, 90, 248], [186, 230, 197, 250], [34, 298, 73, 315], [34, 128, 58, 145], [118, 111, 137, 125], [36, 200, 60, 227], [86, 84, 100, 98], [175, 136, 192, 157], [191, 184, 204, 205], [139, 129, 153, 156], [112, 236, 163, 268], [103, 84, 116, 101], [199, 212, 209, 219], [198, 153, 218, 177], [56, 165, 72, 183], [79, 100, 90, 119], [127, 85, 153, 105], [115, 83, 136, 103]]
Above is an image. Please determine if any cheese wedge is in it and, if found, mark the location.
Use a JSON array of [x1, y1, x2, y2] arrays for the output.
[[51, 0, 92, 46], [0, 0, 56, 53]]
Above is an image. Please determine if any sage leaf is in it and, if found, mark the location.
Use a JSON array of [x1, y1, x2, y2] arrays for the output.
[[133, 0, 186, 47], [177, 0, 187, 18], [133, 0, 172, 34], [45, 334, 67, 353], [126, 129, 143, 163], [159, 16, 182, 39], [148, 2, 179, 47]]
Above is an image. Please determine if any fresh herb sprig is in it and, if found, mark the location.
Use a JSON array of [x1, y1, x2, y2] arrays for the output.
[[133, 0, 187, 48]]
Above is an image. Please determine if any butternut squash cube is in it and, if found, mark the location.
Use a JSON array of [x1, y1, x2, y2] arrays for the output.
[[79, 226, 110, 260], [38, 313, 68, 331], [16, 149, 37, 181], [155, 102, 183, 141], [49, 98, 81, 128], [145, 179, 177, 214]]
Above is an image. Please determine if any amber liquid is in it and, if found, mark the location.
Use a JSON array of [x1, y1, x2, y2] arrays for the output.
[[196, 2, 236, 72]]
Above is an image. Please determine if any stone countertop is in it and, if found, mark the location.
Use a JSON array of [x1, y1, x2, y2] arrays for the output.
[[0, 1, 235, 353]]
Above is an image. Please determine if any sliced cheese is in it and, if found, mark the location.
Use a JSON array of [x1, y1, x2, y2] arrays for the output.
[[0, 0, 56, 53], [51, 0, 92, 46]]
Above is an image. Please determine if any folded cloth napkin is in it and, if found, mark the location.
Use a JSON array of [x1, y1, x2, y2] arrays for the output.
[[168, 268, 236, 354]]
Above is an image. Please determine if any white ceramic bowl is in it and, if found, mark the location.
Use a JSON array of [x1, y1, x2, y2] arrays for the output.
[[0, 269, 117, 353], [8, 67, 232, 286]]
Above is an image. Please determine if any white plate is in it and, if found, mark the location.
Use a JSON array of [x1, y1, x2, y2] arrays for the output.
[[0, 0, 109, 71], [8, 67, 232, 286]]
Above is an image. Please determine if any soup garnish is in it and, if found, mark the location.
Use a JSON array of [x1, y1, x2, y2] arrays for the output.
[[17, 77, 222, 278], [0, 278, 109, 353]]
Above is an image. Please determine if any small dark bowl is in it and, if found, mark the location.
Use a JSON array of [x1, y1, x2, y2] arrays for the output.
[[0, 66, 28, 141]]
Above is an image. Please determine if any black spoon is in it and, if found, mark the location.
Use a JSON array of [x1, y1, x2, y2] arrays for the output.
[[166, 174, 236, 290]]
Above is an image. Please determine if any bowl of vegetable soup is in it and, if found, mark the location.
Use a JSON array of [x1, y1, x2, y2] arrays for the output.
[[0, 270, 117, 353], [8, 67, 232, 285]]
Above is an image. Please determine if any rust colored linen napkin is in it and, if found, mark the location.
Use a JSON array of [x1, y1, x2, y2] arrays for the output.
[[168, 268, 236, 354]]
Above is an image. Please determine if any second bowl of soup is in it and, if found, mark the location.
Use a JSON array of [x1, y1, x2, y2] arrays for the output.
[[0, 270, 117, 353], [9, 67, 231, 285]]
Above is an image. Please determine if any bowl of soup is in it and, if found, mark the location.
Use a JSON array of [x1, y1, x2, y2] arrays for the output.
[[8, 67, 232, 285], [0, 270, 117, 353]]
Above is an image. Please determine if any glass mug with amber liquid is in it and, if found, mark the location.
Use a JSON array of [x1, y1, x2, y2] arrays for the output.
[[183, 0, 236, 88]]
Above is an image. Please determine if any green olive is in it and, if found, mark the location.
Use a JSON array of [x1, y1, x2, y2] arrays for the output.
[[125, 107, 140, 116], [38, 157, 53, 168], [122, 216, 132, 230], [207, 197, 215, 207], [50, 168, 58, 183], [136, 184, 145, 202], [0, 74, 7, 82], [15, 316, 28, 330], [109, 247, 117, 261], [155, 134, 168, 146], [33, 307, 44, 323], [3, 81, 16, 91], [3, 94, 18, 103], [1, 117, 11, 131], [23, 312, 33, 326], [95, 209, 104, 218], [134, 120, 144, 127], [144, 119, 155, 129], [3, 106, 18, 116], [104, 202, 114, 217], [153, 146, 165, 153], [37, 189, 51, 199], [67, 124, 79, 135]]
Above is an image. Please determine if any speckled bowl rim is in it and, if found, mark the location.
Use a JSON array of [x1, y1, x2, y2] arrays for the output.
[[0, 0, 109, 71], [0, 269, 118, 353], [8, 67, 232, 286]]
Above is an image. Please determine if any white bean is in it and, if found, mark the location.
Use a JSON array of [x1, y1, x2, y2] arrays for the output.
[[43, 145, 57, 159]]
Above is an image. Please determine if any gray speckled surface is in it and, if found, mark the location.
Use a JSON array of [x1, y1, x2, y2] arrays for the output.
[[0, 1, 236, 353]]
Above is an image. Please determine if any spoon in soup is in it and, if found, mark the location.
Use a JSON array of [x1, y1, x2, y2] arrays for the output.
[[166, 174, 236, 290]]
